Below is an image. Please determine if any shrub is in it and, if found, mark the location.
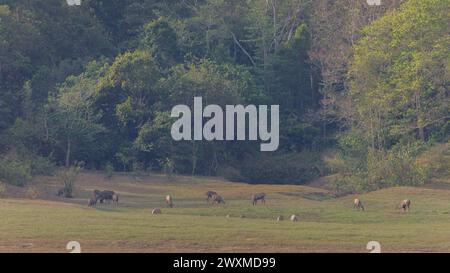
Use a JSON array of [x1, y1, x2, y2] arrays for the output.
[[238, 152, 323, 184], [217, 166, 243, 182], [323, 151, 347, 174], [57, 162, 82, 198], [0, 151, 55, 187], [0, 158, 32, 186], [132, 161, 148, 177], [344, 143, 432, 193], [105, 163, 114, 180], [0, 182, 6, 198], [161, 158, 175, 178], [415, 142, 450, 179], [329, 175, 358, 197], [25, 186, 39, 199], [383, 145, 430, 187], [28, 155, 55, 176]]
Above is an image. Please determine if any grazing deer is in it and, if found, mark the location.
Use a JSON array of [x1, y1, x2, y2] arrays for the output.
[[102, 190, 115, 204], [354, 198, 365, 211], [93, 189, 115, 204], [206, 191, 218, 203], [212, 194, 225, 205], [252, 193, 266, 206], [93, 189, 101, 201], [165, 195, 174, 208], [57, 188, 65, 197], [400, 199, 411, 212], [112, 194, 119, 205], [88, 198, 97, 207], [152, 208, 162, 215]]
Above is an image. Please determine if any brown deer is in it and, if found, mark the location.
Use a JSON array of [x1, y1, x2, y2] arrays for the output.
[[353, 198, 365, 211], [252, 193, 266, 206], [400, 199, 411, 212], [212, 194, 225, 205], [88, 198, 97, 207], [112, 194, 119, 206], [152, 208, 162, 215], [165, 195, 174, 208], [206, 191, 218, 203]]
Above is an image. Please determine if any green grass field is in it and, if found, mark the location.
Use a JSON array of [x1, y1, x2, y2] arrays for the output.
[[0, 172, 450, 253]]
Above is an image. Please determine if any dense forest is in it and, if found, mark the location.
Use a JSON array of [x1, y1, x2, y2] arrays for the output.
[[0, 0, 448, 193]]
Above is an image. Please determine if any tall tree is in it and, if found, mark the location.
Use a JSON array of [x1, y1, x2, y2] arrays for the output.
[[349, 0, 449, 150], [308, 0, 402, 133], [48, 62, 106, 167]]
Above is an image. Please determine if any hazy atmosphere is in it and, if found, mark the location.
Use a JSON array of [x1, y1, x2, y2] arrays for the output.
[[0, 0, 448, 253]]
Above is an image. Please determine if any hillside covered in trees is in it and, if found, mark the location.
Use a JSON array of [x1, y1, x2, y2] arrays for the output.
[[0, 0, 448, 192]]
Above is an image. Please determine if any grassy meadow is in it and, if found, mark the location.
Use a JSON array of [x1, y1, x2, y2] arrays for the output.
[[0, 172, 450, 253]]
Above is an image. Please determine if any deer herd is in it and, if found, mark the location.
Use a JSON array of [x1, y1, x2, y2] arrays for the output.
[[85, 186, 413, 218], [87, 189, 119, 207], [354, 198, 411, 212]]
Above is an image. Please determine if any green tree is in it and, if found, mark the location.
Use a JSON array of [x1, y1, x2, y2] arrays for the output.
[[158, 59, 256, 175], [139, 17, 182, 68], [334, 0, 450, 191], [97, 50, 162, 132], [0, 5, 44, 132], [95, 50, 163, 170], [349, 0, 449, 149], [48, 64, 106, 167]]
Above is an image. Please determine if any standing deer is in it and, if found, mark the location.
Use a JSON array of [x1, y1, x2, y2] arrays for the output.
[[252, 193, 266, 206], [88, 198, 97, 207], [93, 189, 115, 204], [112, 194, 119, 206], [165, 195, 174, 208], [56, 188, 65, 197]]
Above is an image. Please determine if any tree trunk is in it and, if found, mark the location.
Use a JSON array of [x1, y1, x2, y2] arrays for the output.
[[418, 125, 425, 141], [415, 91, 425, 141], [65, 139, 71, 168]]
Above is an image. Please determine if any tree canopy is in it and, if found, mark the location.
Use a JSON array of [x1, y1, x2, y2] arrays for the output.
[[0, 0, 448, 189]]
